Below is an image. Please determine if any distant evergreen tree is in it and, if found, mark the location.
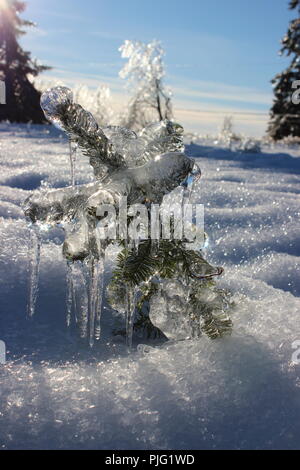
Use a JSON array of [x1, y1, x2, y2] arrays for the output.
[[0, 0, 50, 123], [268, 0, 300, 140], [119, 40, 173, 130]]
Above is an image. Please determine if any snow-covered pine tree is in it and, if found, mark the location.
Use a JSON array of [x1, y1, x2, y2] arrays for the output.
[[119, 40, 173, 130], [0, 0, 50, 123], [93, 85, 113, 126], [268, 0, 300, 140]]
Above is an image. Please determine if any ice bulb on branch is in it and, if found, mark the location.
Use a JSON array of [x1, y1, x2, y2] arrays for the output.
[[40, 86, 73, 125]]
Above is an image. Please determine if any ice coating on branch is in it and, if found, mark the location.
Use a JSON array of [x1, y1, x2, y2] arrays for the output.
[[132, 152, 193, 201], [25, 152, 193, 231], [25, 86, 212, 345], [139, 120, 185, 163], [41, 87, 184, 172], [40, 86, 73, 120], [149, 278, 233, 341], [102, 120, 185, 167], [23, 111, 193, 342], [140, 120, 183, 143], [149, 280, 194, 340], [41, 87, 121, 177], [103, 126, 144, 167]]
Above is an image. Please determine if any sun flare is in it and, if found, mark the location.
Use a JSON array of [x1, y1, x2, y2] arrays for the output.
[[0, 0, 9, 11]]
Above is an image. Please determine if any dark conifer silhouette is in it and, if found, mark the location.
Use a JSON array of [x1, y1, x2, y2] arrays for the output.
[[268, 0, 300, 140], [0, 1, 50, 123]]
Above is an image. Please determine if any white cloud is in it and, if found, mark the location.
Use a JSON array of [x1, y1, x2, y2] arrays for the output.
[[170, 77, 272, 107], [89, 31, 124, 41]]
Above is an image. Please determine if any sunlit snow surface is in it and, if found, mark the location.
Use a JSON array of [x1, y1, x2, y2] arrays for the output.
[[0, 124, 300, 450]]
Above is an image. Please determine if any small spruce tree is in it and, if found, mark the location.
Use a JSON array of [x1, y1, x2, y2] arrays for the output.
[[268, 0, 300, 140], [0, 0, 50, 123], [119, 40, 173, 130]]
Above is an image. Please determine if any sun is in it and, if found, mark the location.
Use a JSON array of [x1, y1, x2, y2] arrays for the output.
[[0, 0, 9, 11], [0, 0, 12, 11]]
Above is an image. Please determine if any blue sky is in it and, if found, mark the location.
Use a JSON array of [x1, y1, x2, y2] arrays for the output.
[[21, 0, 295, 136]]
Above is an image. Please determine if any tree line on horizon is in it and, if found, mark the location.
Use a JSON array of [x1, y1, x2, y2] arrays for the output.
[[1, 0, 300, 141]]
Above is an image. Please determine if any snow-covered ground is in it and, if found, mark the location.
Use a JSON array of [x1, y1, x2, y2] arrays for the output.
[[0, 123, 299, 450]]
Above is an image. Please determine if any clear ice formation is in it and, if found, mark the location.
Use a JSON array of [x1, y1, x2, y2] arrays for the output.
[[68, 140, 78, 187], [149, 280, 194, 341], [24, 86, 197, 345], [27, 226, 41, 318]]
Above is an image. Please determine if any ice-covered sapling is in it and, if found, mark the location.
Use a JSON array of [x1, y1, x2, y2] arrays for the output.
[[119, 40, 173, 130], [24, 86, 234, 346]]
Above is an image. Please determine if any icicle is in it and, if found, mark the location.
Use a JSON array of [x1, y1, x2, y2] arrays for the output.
[[87, 257, 96, 347], [123, 237, 138, 349], [27, 226, 41, 317], [94, 255, 105, 341], [83, 214, 106, 346], [125, 285, 131, 348], [132, 235, 142, 255], [84, 253, 105, 347], [75, 261, 89, 339], [66, 260, 76, 328], [182, 162, 202, 205], [65, 260, 89, 339], [126, 286, 139, 350], [69, 140, 78, 187], [178, 162, 202, 243]]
